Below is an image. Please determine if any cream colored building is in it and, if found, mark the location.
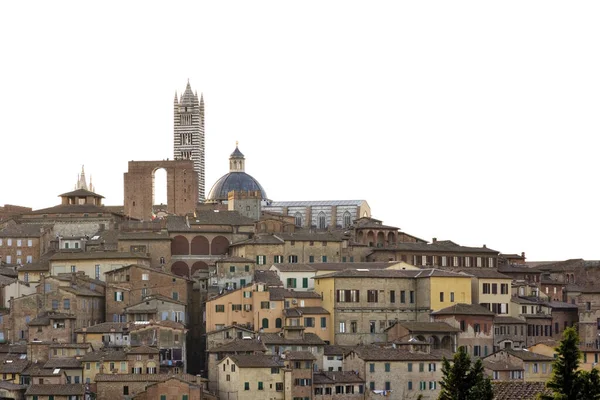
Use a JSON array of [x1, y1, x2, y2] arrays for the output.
[[217, 354, 286, 400], [205, 282, 324, 336], [50, 252, 151, 281], [460, 269, 512, 315]]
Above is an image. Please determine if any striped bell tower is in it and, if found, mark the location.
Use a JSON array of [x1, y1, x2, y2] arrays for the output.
[[174, 80, 205, 201]]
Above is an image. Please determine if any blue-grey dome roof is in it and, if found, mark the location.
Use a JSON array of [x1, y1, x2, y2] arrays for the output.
[[207, 172, 268, 202]]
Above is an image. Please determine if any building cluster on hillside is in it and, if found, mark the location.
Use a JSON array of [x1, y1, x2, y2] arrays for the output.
[[0, 82, 595, 400]]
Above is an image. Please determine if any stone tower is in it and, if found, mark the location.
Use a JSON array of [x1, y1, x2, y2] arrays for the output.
[[174, 80, 205, 201]]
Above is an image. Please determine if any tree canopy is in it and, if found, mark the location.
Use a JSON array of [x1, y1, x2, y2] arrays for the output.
[[438, 346, 493, 400]]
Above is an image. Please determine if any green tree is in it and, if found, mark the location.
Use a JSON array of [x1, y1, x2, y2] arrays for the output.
[[577, 369, 600, 400], [546, 327, 583, 400], [438, 346, 493, 400]]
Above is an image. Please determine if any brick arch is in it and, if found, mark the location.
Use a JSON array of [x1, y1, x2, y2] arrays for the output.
[[376, 231, 385, 246], [191, 261, 208, 275], [191, 235, 209, 255], [171, 235, 189, 255], [171, 261, 189, 277], [211, 236, 229, 255], [387, 232, 396, 245]]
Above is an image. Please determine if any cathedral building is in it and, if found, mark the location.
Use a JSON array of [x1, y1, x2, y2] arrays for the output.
[[174, 80, 205, 201]]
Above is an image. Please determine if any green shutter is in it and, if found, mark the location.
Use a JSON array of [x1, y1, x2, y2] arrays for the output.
[[303, 278, 308, 288]]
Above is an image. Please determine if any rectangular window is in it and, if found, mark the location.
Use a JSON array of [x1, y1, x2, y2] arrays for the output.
[[244, 382, 250, 390], [385, 363, 390, 372], [230, 266, 236, 272], [304, 317, 315, 327], [419, 362, 424, 372], [302, 277, 309, 288], [309, 255, 315, 263], [408, 381, 413, 390], [215, 305, 225, 312], [501, 283, 509, 294], [256, 255, 266, 265], [287, 278, 297, 288], [439, 292, 444, 302], [483, 283, 490, 294], [367, 290, 378, 303], [390, 290, 395, 303], [261, 301, 270, 309], [322, 255, 327, 262], [258, 382, 264, 390], [400, 290, 406, 303], [492, 283, 498, 294], [320, 317, 327, 328], [339, 322, 346, 333], [288, 255, 298, 263], [114, 292, 123, 302], [52, 299, 58, 310], [410, 291, 415, 303], [63, 299, 70, 310], [450, 292, 455, 302]]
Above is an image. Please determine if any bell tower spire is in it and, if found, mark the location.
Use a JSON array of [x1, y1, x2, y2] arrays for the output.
[[174, 80, 205, 201]]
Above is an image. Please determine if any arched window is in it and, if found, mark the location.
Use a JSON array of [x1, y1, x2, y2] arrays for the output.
[[318, 212, 326, 230], [276, 318, 282, 328], [343, 211, 352, 228], [262, 318, 269, 329], [295, 212, 302, 227]]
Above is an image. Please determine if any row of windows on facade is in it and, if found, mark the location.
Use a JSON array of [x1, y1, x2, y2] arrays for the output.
[[0, 239, 33, 247], [3, 255, 33, 265], [314, 385, 364, 395], [294, 211, 353, 229], [336, 289, 416, 304], [482, 283, 510, 295], [256, 254, 329, 265], [412, 255, 496, 268], [49, 298, 101, 311]]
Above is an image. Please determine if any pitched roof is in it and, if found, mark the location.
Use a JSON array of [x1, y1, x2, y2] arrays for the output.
[[117, 231, 171, 241], [316, 268, 469, 279], [506, 349, 554, 361], [0, 223, 51, 238], [432, 303, 495, 316], [228, 354, 284, 368], [205, 324, 255, 335], [324, 345, 356, 356], [0, 359, 29, 373], [81, 349, 127, 362], [284, 351, 316, 360], [50, 251, 149, 261], [390, 321, 461, 333], [94, 372, 199, 383], [103, 263, 190, 281], [350, 346, 453, 361], [25, 384, 85, 396], [283, 307, 330, 317], [492, 381, 552, 400], [268, 287, 322, 301], [75, 322, 128, 333], [253, 270, 283, 286], [313, 371, 364, 384], [43, 358, 82, 369], [260, 332, 325, 345], [271, 264, 316, 272], [457, 269, 512, 279], [494, 316, 526, 324], [208, 339, 267, 353], [370, 240, 499, 254], [127, 345, 159, 354]]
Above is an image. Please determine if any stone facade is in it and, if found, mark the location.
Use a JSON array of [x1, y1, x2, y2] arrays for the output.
[[123, 160, 198, 220], [104, 264, 191, 323]]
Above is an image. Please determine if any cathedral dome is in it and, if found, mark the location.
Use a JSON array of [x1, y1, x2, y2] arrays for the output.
[[206, 144, 269, 202]]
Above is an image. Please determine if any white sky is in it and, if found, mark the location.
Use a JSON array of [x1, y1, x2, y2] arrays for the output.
[[1, 1, 599, 261]]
